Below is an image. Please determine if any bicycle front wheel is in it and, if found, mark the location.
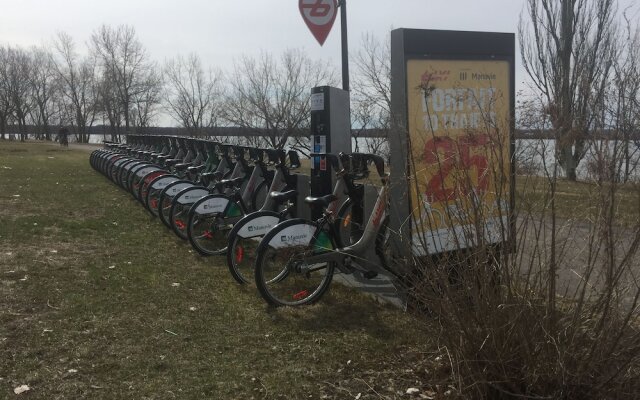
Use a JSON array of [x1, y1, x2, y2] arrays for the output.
[[254, 220, 334, 307]]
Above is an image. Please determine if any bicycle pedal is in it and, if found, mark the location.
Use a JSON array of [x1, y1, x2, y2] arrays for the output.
[[362, 271, 378, 280]]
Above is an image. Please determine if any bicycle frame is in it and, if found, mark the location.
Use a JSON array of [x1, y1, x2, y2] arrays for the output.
[[295, 175, 389, 273]]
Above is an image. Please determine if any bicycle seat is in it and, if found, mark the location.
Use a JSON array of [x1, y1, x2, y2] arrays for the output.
[[269, 190, 297, 204], [218, 176, 244, 189], [201, 171, 224, 180], [174, 163, 192, 171], [304, 194, 337, 208], [187, 165, 206, 173]]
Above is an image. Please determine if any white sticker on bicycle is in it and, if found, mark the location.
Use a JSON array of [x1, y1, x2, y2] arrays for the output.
[[136, 167, 157, 178], [237, 215, 280, 238], [151, 177, 177, 190], [177, 189, 209, 205], [166, 183, 194, 196], [193, 197, 229, 214], [269, 224, 316, 249]]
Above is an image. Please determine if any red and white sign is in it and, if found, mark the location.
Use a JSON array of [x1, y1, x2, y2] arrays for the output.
[[299, 0, 338, 46]]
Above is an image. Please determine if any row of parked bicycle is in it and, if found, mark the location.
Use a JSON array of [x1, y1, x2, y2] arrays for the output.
[[90, 135, 395, 306]]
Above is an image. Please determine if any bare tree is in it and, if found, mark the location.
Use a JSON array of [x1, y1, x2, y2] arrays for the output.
[[351, 32, 393, 158], [52, 31, 99, 143], [224, 49, 336, 149], [96, 72, 124, 141], [163, 54, 223, 136], [28, 47, 59, 140], [610, 14, 640, 182], [91, 24, 157, 133], [0, 46, 14, 140], [4, 47, 34, 141], [131, 66, 163, 129], [519, 0, 618, 180]]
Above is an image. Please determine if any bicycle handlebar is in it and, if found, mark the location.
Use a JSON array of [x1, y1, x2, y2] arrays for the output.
[[248, 147, 264, 163], [265, 149, 286, 165], [310, 153, 340, 170], [347, 153, 385, 177]]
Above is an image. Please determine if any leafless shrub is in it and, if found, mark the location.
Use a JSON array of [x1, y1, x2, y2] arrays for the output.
[[398, 112, 640, 400]]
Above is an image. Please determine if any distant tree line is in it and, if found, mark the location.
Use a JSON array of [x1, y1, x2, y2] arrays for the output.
[[5, 1, 636, 181], [0, 24, 390, 157]]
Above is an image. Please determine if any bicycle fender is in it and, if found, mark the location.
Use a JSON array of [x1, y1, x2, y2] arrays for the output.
[[133, 165, 160, 180], [163, 182, 195, 198], [267, 221, 317, 249], [176, 187, 209, 205], [149, 175, 179, 191], [192, 195, 230, 215], [236, 214, 280, 238]]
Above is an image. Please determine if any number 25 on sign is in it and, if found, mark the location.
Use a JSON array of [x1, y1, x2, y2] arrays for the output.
[[422, 134, 490, 203]]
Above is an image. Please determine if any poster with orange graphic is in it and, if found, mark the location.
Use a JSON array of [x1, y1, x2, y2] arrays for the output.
[[405, 60, 511, 255]]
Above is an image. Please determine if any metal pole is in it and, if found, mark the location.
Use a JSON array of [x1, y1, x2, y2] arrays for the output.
[[340, 0, 349, 91]]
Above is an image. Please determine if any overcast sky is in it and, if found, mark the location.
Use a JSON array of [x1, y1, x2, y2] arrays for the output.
[[0, 0, 527, 74], [1, 0, 638, 126]]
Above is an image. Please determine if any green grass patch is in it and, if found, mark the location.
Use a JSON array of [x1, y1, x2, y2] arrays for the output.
[[0, 141, 444, 399], [515, 173, 640, 225]]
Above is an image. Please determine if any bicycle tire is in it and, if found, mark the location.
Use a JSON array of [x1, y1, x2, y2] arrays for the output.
[[145, 174, 180, 216], [169, 186, 210, 240], [129, 164, 159, 198], [254, 219, 335, 307], [226, 210, 282, 284], [157, 180, 195, 228], [121, 161, 146, 191], [186, 194, 244, 256], [137, 169, 169, 207], [334, 199, 365, 248]]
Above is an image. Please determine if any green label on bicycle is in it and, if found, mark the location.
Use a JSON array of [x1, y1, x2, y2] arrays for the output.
[[313, 231, 333, 253], [226, 202, 243, 217]]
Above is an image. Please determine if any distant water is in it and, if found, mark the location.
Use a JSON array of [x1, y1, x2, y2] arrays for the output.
[[38, 133, 640, 181]]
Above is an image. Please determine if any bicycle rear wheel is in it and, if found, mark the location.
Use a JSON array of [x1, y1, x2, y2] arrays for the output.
[[187, 195, 244, 256], [158, 181, 194, 228], [334, 198, 365, 248], [254, 220, 334, 307], [145, 174, 180, 216], [169, 186, 210, 240], [226, 211, 281, 284]]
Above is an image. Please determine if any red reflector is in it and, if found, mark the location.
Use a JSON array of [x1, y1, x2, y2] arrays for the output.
[[150, 199, 158, 208], [235, 246, 244, 263], [175, 220, 185, 230], [203, 230, 213, 239], [293, 290, 309, 300]]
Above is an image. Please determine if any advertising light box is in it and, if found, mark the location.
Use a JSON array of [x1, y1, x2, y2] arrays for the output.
[[390, 29, 515, 257]]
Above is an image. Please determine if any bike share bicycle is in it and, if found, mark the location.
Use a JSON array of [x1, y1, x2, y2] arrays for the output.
[[186, 149, 300, 256], [142, 139, 220, 215], [167, 145, 269, 241], [253, 153, 395, 307], [225, 152, 366, 285], [155, 140, 232, 229]]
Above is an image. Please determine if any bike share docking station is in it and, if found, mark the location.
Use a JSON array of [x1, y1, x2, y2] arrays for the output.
[[309, 86, 351, 204]]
